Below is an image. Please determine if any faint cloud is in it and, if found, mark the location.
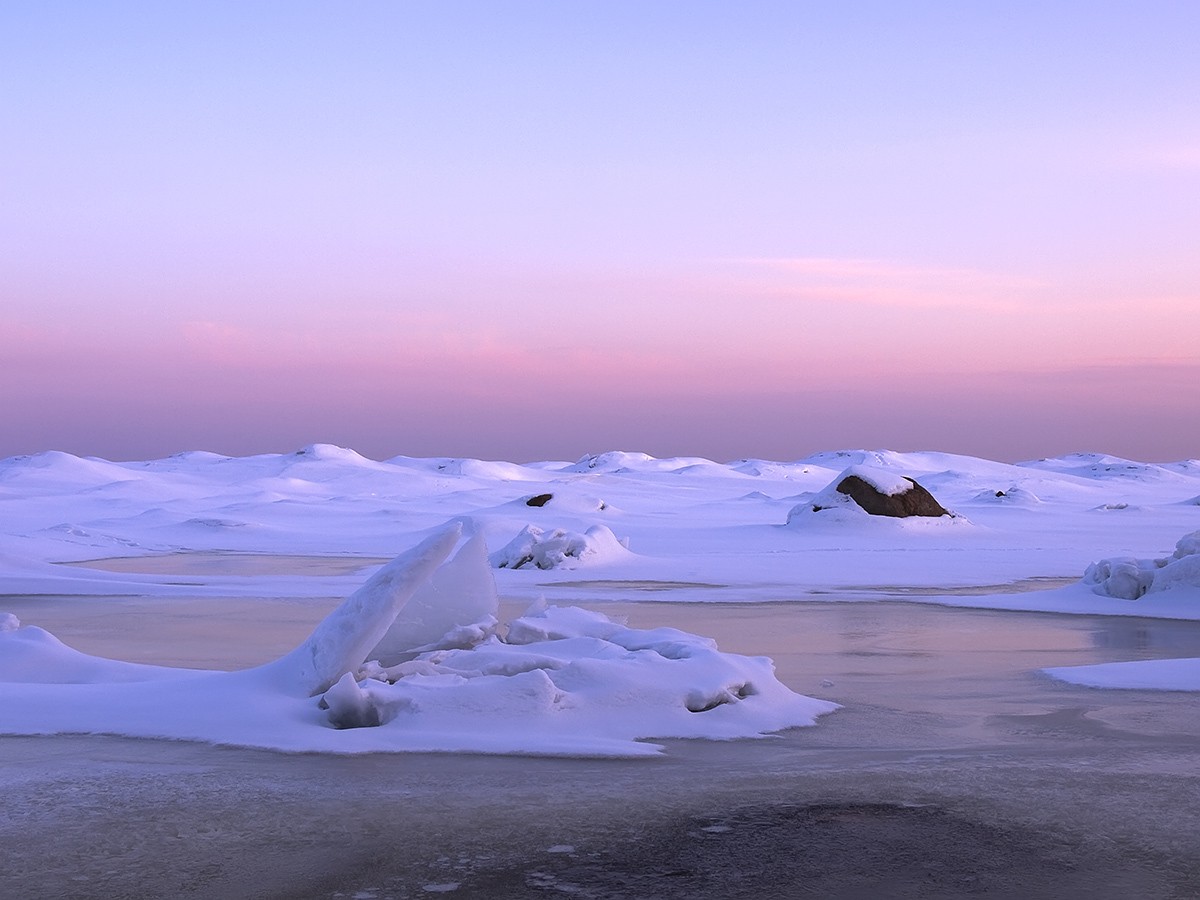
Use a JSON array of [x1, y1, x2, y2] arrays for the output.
[[717, 257, 1047, 311], [1124, 141, 1200, 171]]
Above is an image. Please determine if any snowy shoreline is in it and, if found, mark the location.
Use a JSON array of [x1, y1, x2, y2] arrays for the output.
[[4, 445, 1200, 747]]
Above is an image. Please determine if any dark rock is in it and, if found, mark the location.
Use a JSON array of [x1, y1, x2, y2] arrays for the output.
[[526, 493, 553, 508], [835, 475, 949, 518]]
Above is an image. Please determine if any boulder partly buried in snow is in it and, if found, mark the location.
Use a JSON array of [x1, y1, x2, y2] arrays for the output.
[[791, 466, 951, 520], [1083, 530, 1200, 600], [490, 524, 630, 570]]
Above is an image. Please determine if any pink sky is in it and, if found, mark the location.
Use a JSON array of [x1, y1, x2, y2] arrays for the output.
[[2, 3, 1198, 463]]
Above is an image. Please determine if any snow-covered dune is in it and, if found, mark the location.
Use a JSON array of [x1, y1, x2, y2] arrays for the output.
[[1, 445, 1198, 603]]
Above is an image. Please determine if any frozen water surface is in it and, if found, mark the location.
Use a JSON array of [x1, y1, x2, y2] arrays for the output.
[[4, 596, 1200, 898], [4, 448, 1200, 895]]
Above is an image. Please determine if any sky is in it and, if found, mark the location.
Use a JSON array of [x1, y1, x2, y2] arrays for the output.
[[2, 1, 1198, 464]]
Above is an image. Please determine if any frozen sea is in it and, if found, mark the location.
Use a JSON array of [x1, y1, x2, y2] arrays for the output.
[[3, 446, 1200, 896], [4, 592, 1200, 898]]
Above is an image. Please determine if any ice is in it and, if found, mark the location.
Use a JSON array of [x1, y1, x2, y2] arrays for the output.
[[368, 531, 500, 664], [258, 525, 462, 695], [0, 529, 836, 756], [1082, 530, 1200, 600], [1044, 656, 1200, 691], [4, 444, 1200, 751]]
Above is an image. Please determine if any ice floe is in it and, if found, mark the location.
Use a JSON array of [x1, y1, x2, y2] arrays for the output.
[[0, 528, 835, 756]]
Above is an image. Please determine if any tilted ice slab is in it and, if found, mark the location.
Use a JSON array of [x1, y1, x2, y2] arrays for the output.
[[0, 527, 835, 757]]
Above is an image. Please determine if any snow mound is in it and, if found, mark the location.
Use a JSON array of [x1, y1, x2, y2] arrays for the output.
[[290, 443, 374, 464], [797, 450, 913, 470], [490, 524, 631, 570], [561, 451, 723, 475], [329, 603, 838, 749], [415, 457, 548, 481], [0, 532, 835, 756], [1082, 531, 1200, 600], [1019, 453, 1188, 483], [0, 451, 136, 488], [970, 487, 1043, 507]]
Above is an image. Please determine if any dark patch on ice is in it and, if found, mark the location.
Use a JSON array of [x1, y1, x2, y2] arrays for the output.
[[525, 493, 553, 508], [397, 802, 1168, 899]]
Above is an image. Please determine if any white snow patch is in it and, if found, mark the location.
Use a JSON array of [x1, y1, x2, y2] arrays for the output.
[[489, 524, 631, 570], [1044, 656, 1200, 691]]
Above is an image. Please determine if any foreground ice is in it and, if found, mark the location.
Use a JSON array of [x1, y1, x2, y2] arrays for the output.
[[0, 528, 836, 757]]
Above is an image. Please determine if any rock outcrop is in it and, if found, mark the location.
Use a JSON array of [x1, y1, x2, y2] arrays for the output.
[[829, 473, 949, 518]]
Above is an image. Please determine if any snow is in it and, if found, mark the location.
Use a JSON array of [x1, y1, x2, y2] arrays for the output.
[[837, 465, 918, 497], [0, 529, 836, 756], [1082, 530, 1200, 600], [0, 444, 1195, 607], [1044, 657, 1200, 691], [4, 444, 1200, 747], [489, 524, 631, 570]]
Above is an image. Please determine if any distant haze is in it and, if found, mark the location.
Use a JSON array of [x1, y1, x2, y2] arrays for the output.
[[2, 3, 1197, 463]]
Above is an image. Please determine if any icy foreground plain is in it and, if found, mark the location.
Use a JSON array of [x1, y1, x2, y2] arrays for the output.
[[3, 445, 1200, 754]]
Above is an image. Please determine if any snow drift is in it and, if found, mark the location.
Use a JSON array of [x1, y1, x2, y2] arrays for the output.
[[489, 523, 631, 570]]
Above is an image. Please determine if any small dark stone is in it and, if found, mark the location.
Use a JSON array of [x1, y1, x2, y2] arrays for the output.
[[526, 493, 553, 507], [996, 490, 1006, 497], [835, 475, 949, 518]]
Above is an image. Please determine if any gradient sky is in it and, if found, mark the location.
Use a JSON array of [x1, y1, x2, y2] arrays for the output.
[[3, 1, 1198, 463]]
